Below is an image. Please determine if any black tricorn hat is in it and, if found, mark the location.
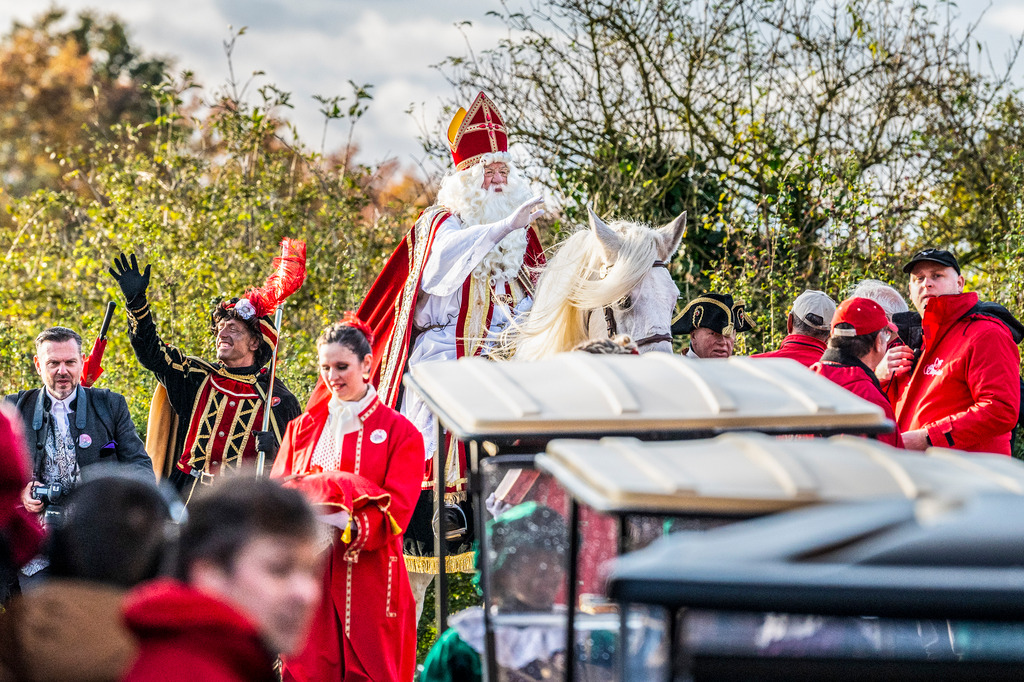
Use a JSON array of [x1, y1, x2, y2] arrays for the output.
[[671, 292, 758, 336]]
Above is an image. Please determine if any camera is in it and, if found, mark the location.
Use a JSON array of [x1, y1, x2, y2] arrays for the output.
[[432, 502, 469, 542], [31, 482, 65, 505], [892, 311, 923, 361], [31, 482, 65, 527]]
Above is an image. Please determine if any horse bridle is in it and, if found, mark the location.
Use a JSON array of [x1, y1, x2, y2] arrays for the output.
[[600, 260, 673, 348]]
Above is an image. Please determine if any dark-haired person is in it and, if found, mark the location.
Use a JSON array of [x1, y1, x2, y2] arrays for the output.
[[811, 298, 904, 448], [0, 476, 170, 682], [109, 253, 301, 498], [122, 477, 322, 682], [271, 315, 424, 682], [5, 327, 153, 525]]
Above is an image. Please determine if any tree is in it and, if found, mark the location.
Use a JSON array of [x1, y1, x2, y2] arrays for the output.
[[0, 9, 171, 205], [436, 0, 1024, 344], [0, 27, 427, 432]]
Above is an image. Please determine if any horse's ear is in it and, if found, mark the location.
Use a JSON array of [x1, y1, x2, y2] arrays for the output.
[[588, 206, 622, 262], [656, 211, 687, 261]]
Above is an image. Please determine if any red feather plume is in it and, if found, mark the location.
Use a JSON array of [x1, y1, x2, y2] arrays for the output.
[[243, 239, 307, 317], [341, 311, 374, 348]]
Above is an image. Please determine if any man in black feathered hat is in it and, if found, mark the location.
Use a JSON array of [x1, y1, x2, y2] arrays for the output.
[[109, 250, 303, 501], [672, 292, 757, 358]]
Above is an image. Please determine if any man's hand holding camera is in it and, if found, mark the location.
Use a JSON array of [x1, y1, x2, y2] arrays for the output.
[[21, 481, 44, 513], [876, 344, 915, 382], [21, 480, 65, 515]]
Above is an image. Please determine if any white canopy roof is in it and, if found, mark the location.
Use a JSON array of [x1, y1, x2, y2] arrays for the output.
[[404, 353, 890, 442], [536, 433, 1024, 515]]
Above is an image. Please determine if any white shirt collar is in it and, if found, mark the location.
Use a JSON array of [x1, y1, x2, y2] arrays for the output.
[[46, 389, 75, 413], [326, 385, 377, 443], [327, 384, 376, 418]]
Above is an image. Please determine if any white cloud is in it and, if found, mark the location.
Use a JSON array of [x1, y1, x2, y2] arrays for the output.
[[982, 5, 1024, 34], [2, 0, 508, 165], [230, 7, 511, 162]]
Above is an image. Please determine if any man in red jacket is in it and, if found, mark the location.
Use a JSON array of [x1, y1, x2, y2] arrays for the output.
[[122, 478, 322, 682], [811, 297, 903, 448], [892, 249, 1020, 454], [752, 289, 835, 366]]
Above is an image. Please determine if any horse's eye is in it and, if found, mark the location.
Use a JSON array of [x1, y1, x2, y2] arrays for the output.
[[619, 295, 633, 309]]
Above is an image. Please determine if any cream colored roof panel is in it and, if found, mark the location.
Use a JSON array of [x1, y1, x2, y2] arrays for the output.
[[536, 433, 1024, 515], [404, 354, 889, 440]]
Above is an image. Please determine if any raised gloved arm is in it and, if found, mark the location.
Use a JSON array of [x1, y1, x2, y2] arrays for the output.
[[421, 195, 545, 295], [107, 252, 193, 406], [108, 252, 151, 308], [493, 195, 545, 239]]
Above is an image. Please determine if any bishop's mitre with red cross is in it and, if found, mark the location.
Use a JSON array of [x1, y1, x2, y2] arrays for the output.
[[447, 91, 510, 170]]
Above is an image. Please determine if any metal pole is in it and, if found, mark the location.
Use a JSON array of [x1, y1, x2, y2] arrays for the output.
[[433, 419, 449, 633], [618, 513, 629, 554], [565, 498, 581, 681], [617, 515, 630, 680], [668, 609, 682, 682], [473, 443, 499, 682], [255, 304, 284, 477], [618, 604, 629, 682]]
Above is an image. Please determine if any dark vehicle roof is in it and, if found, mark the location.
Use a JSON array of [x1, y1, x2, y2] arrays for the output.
[[608, 494, 1024, 620]]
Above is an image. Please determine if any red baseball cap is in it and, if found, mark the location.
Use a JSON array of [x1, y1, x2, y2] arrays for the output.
[[831, 297, 897, 337]]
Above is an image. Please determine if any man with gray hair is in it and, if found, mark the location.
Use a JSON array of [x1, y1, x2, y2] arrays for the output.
[[752, 290, 836, 367], [849, 279, 909, 318]]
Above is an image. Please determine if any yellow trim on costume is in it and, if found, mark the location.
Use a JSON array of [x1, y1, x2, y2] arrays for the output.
[[673, 295, 746, 336], [443, 490, 468, 505], [404, 551, 476, 575]]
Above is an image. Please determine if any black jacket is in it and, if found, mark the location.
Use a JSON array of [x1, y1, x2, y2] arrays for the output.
[[5, 386, 153, 482], [124, 296, 300, 479]]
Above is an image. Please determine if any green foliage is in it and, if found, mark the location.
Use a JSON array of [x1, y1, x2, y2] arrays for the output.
[[0, 25, 424, 433], [706, 153, 906, 354], [416, 572, 482, 666], [0, 9, 171, 203], [438, 0, 1024, 300], [986, 146, 1024, 460]]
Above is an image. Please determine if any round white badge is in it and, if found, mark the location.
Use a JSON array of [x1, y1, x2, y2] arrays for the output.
[[78, 434, 92, 448], [369, 429, 387, 444]]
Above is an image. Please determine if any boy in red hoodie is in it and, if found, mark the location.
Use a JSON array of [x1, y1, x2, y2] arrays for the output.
[[122, 478, 322, 682]]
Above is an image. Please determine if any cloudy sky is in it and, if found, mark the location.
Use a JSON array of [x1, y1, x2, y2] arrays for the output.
[[5, 1, 1024, 169]]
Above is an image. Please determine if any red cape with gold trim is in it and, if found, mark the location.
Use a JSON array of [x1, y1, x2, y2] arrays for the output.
[[306, 206, 545, 413]]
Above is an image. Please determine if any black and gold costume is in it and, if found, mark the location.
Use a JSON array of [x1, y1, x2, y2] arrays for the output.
[[125, 297, 300, 496]]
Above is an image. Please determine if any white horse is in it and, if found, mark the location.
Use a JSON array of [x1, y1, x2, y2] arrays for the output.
[[510, 208, 687, 360]]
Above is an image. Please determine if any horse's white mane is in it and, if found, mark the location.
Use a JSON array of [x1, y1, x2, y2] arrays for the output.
[[511, 220, 662, 360]]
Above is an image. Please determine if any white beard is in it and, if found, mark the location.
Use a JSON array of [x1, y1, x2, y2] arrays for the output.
[[438, 167, 534, 283]]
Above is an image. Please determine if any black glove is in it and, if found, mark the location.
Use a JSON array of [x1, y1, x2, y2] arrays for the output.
[[254, 430, 279, 460], [108, 252, 151, 306]]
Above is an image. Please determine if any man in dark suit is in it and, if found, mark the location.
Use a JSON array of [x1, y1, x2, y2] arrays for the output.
[[6, 327, 153, 519]]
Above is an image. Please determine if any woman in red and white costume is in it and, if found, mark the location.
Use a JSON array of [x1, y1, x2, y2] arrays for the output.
[[272, 314, 424, 682]]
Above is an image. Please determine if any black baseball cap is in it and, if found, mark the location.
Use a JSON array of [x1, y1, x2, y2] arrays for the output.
[[902, 248, 960, 275]]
